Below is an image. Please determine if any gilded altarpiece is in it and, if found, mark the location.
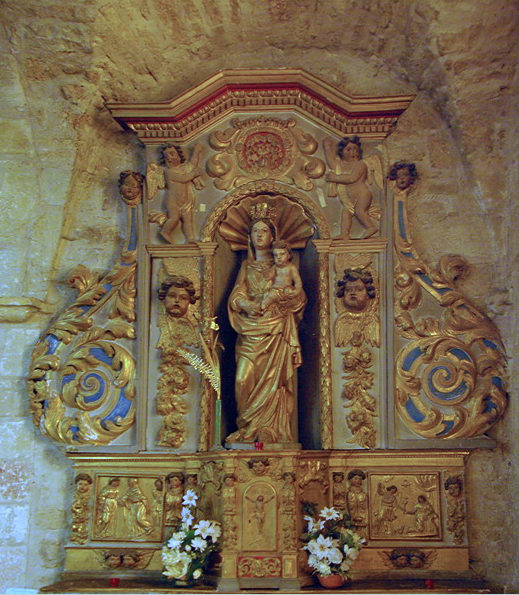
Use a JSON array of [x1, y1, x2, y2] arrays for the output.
[[28, 70, 507, 590]]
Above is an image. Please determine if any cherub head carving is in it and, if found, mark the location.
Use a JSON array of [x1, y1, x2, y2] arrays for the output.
[[161, 144, 186, 167], [337, 136, 363, 161], [444, 476, 463, 498], [158, 275, 198, 318], [336, 268, 376, 312], [387, 161, 418, 190], [118, 170, 144, 206]]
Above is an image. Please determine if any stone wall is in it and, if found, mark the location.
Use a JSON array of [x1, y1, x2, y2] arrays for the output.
[[0, 0, 517, 590]]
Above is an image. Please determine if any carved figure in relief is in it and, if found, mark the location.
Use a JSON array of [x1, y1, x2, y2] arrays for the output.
[[346, 470, 368, 539], [260, 241, 303, 312], [199, 460, 223, 519], [71, 473, 93, 544], [374, 483, 408, 535], [281, 472, 296, 514], [150, 479, 163, 527], [96, 477, 121, 538], [147, 143, 204, 244], [380, 547, 436, 570], [245, 492, 275, 545], [332, 472, 347, 510], [248, 458, 270, 476], [120, 478, 154, 539], [222, 474, 237, 515], [226, 214, 306, 444], [444, 477, 465, 544], [164, 472, 184, 525], [387, 161, 418, 193], [335, 268, 379, 348], [405, 494, 439, 536], [118, 170, 144, 207], [97, 549, 155, 571], [324, 136, 382, 239], [221, 474, 238, 549], [159, 275, 198, 320], [156, 275, 199, 447]]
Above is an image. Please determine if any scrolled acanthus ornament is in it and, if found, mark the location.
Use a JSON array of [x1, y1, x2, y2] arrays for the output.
[[391, 161, 507, 440], [27, 172, 140, 445]]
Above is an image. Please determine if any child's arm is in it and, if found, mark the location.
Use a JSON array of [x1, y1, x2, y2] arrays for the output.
[[328, 160, 367, 184], [166, 161, 203, 184], [291, 265, 303, 293], [323, 137, 339, 169], [190, 142, 203, 167]]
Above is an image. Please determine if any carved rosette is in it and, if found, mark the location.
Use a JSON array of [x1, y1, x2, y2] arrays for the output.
[[207, 116, 325, 191], [392, 171, 507, 440], [28, 191, 138, 445]]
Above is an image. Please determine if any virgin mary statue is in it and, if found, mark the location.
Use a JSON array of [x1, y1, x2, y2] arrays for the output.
[[219, 198, 313, 445]]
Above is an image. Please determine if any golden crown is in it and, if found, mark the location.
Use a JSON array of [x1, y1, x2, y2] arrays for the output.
[[250, 201, 277, 222]]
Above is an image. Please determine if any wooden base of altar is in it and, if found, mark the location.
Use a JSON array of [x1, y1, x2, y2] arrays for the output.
[[40, 577, 492, 593], [63, 449, 471, 590]]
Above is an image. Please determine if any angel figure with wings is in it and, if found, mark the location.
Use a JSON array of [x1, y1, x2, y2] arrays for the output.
[[147, 143, 204, 244], [324, 136, 383, 239]]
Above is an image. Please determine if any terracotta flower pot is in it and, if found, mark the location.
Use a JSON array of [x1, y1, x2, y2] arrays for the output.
[[317, 574, 345, 588]]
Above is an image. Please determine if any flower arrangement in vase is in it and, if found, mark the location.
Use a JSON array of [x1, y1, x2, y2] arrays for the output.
[[162, 489, 221, 585], [301, 502, 364, 588]]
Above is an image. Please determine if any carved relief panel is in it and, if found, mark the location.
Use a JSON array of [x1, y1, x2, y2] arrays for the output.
[[369, 473, 441, 540], [147, 255, 203, 451], [93, 476, 163, 542]]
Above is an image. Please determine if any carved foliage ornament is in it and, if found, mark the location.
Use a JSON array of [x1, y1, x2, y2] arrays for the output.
[[156, 262, 199, 448], [392, 163, 507, 440], [335, 255, 380, 449], [27, 178, 139, 445], [207, 117, 325, 191], [237, 556, 282, 578]]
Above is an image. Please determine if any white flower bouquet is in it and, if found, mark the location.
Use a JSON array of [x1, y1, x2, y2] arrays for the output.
[[301, 503, 363, 578], [162, 489, 221, 584]]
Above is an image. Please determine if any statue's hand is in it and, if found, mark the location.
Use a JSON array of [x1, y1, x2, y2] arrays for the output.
[[326, 172, 338, 182], [240, 299, 262, 317]]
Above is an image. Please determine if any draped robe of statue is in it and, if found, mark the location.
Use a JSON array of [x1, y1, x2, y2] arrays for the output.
[[226, 253, 306, 444]]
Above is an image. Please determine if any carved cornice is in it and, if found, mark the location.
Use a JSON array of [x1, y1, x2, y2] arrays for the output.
[[106, 69, 414, 144]]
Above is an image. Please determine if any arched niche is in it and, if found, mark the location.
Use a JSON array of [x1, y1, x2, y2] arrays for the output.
[[199, 180, 332, 450]]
